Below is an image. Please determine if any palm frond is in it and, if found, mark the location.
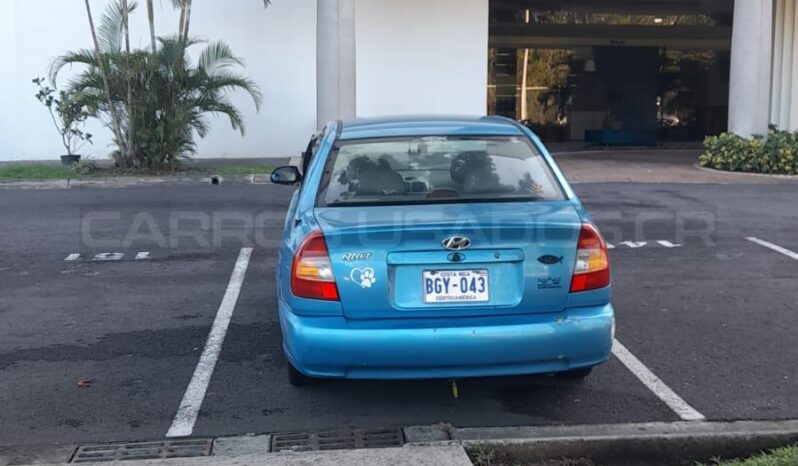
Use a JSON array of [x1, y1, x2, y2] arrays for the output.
[[202, 72, 263, 111], [198, 41, 245, 75], [157, 35, 203, 54], [49, 49, 98, 85], [156, 35, 194, 71], [198, 96, 246, 135], [97, 0, 139, 53]]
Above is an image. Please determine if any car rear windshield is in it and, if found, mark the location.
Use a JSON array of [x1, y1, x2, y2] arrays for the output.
[[317, 136, 565, 207]]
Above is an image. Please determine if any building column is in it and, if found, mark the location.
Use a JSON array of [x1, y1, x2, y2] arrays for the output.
[[316, 0, 356, 129], [728, 0, 774, 137], [770, 0, 798, 131]]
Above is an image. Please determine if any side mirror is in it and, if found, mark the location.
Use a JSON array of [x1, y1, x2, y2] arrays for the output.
[[271, 166, 302, 185]]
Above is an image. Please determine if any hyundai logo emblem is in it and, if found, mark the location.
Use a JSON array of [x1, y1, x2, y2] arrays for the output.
[[442, 235, 472, 251]]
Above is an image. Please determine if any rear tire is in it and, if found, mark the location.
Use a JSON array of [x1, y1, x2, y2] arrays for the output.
[[287, 363, 319, 387], [556, 367, 593, 380]]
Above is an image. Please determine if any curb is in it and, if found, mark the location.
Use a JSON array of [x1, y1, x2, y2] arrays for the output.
[[4, 420, 798, 465], [693, 163, 798, 179], [0, 174, 273, 190], [406, 420, 798, 466], [553, 148, 700, 157], [0, 437, 469, 466]]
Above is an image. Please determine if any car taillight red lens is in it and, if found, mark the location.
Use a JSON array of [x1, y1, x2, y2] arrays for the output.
[[291, 231, 339, 301], [570, 223, 611, 293]]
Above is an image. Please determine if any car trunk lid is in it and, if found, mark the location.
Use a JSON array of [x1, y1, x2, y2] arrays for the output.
[[315, 202, 581, 319]]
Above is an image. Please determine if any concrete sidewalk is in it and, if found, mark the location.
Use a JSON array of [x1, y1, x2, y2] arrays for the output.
[[554, 149, 798, 184], [4, 445, 472, 466], [3, 150, 796, 190]]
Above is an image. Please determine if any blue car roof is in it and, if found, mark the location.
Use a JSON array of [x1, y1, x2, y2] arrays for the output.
[[338, 115, 526, 140]]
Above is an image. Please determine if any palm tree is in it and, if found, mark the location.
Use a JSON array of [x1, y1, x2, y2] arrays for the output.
[[82, 0, 127, 164], [51, 7, 262, 169], [181, 0, 192, 43], [121, 0, 136, 163], [146, 0, 156, 53]]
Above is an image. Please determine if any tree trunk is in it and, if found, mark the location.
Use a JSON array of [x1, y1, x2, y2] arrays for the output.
[[521, 48, 530, 121], [182, 0, 193, 43], [178, 0, 186, 41], [146, 0, 156, 53], [83, 0, 127, 165], [122, 0, 136, 165]]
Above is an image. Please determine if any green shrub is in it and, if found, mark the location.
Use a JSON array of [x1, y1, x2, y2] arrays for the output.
[[700, 128, 798, 175]]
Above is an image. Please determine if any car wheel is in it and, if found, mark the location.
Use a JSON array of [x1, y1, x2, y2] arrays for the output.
[[287, 363, 319, 387], [556, 367, 593, 380]]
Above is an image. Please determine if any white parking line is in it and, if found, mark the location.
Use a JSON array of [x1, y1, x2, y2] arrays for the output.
[[93, 253, 125, 261], [166, 247, 254, 438], [612, 339, 705, 421], [620, 241, 648, 249], [746, 237, 798, 261]]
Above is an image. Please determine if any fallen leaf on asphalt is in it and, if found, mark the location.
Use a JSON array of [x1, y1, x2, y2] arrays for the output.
[[78, 379, 93, 388]]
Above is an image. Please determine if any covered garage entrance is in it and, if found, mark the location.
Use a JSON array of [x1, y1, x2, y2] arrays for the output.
[[487, 0, 734, 144]]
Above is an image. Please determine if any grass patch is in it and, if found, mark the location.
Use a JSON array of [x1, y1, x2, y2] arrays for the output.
[[699, 446, 798, 466], [468, 444, 595, 466], [214, 165, 274, 175], [0, 165, 74, 180], [468, 445, 798, 466], [0, 164, 273, 181]]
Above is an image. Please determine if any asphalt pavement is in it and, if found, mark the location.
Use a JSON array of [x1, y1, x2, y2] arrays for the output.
[[0, 175, 797, 448]]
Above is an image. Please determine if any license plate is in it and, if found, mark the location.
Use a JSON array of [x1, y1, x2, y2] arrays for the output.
[[422, 270, 489, 304]]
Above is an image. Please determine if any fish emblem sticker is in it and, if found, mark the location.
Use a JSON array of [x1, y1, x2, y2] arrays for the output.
[[538, 255, 564, 265]]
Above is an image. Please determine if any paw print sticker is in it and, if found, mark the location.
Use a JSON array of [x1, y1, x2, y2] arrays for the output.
[[350, 267, 377, 289], [360, 268, 376, 288]]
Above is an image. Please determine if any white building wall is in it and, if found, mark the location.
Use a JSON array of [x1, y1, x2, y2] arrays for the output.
[[0, 0, 317, 161], [0, 0, 19, 161], [354, 0, 489, 117]]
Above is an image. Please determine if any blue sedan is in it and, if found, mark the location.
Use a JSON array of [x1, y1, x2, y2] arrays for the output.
[[271, 116, 613, 386]]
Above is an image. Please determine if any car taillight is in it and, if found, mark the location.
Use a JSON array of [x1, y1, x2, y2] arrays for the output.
[[291, 231, 339, 301], [570, 223, 611, 293]]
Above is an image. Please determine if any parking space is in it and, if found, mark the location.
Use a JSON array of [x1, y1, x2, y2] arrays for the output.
[[0, 186, 283, 446], [577, 183, 798, 422], [1, 180, 797, 447], [0, 253, 238, 445], [191, 253, 677, 438]]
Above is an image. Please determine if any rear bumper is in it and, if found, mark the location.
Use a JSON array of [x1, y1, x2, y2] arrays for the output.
[[279, 301, 614, 380]]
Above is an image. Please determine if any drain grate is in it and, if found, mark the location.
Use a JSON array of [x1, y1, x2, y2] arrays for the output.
[[71, 439, 212, 463], [271, 427, 404, 452]]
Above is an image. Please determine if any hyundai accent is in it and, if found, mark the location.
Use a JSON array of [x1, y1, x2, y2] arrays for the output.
[[271, 116, 614, 386]]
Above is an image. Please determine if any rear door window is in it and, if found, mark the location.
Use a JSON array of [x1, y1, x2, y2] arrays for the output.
[[301, 133, 322, 176], [317, 136, 565, 207]]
